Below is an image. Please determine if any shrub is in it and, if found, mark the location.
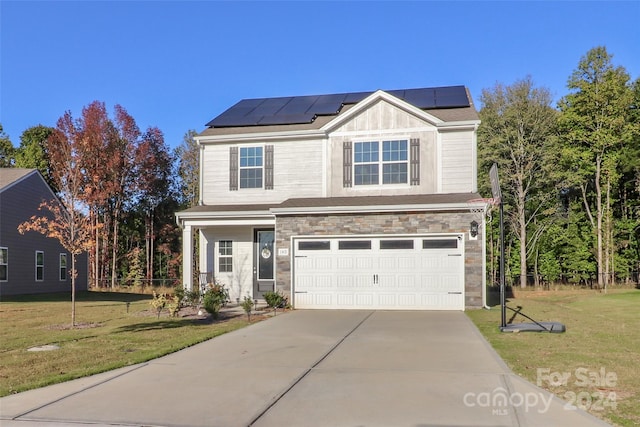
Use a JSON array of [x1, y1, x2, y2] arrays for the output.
[[184, 288, 201, 308], [173, 285, 186, 306], [240, 296, 254, 322], [149, 292, 167, 319], [264, 291, 287, 314], [202, 284, 229, 319], [167, 295, 181, 317]]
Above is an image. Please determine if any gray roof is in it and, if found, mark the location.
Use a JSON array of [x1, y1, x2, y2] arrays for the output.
[[198, 86, 479, 138], [176, 193, 482, 218], [0, 168, 36, 192], [276, 193, 481, 209]]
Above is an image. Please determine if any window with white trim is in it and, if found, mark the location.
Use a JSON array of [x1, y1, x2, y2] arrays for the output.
[[36, 251, 44, 281], [353, 140, 408, 186], [0, 247, 7, 281], [239, 146, 263, 188], [230, 145, 274, 190], [60, 253, 67, 281], [218, 240, 233, 273]]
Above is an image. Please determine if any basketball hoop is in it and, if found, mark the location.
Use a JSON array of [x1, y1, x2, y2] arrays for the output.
[[467, 197, 499, 222]]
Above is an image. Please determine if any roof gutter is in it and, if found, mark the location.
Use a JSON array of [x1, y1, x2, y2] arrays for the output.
[[436, 120, 481, 131], [271, 202, 475, 216], [194, 129, 327, 145]]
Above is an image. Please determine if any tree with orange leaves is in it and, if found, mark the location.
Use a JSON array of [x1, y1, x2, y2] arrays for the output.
[[18, 110, 97, 327]]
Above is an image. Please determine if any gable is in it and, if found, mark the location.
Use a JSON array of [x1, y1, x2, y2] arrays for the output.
[[328, 98, 438, 135], [0, 168, 37, 193]]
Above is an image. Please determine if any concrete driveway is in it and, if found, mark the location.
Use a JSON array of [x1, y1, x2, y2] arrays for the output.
[[0, 310, 610, 427]]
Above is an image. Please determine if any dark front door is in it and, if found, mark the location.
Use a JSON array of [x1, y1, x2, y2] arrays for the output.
[[254, 229, 275, 299]]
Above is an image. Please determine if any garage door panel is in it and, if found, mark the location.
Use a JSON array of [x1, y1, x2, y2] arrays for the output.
[[296, 293, 333, 308], [378, 293, 397, 306], [336, 257, 354, 269], [355, 257, 375, 269], [398, 294, 416, 306], [337, 294, 354, 307], [357, 294, 374, 306]]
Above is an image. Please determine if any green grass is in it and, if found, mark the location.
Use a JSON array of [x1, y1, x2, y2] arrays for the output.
[[467, 288, 640, 427], [0, 291, 253, 397]]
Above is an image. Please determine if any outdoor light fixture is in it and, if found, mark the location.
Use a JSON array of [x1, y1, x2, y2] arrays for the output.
[[470, 220, 479, 238]]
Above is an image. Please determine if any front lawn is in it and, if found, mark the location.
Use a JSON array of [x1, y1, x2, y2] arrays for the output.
[[467, 288, 640, 427], [0, 291, 253, 397]]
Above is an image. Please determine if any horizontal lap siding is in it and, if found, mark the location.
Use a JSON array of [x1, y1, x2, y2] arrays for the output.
[[200, 227, 253, 302], [441, 131, 474, 193], [201, 140, 324, 205], [0, 174, 88, 295]]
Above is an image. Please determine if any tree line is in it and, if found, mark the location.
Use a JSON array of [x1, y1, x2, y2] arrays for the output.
[[1, 46, 638, 291], [478, 46, 640, 289], [1, 102, 199, 290]]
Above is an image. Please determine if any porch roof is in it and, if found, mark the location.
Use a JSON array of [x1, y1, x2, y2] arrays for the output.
[[271, 193, 482, 215], [176, 193, 484, 222]]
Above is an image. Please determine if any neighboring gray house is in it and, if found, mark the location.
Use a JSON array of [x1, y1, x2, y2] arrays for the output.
[[0, 168, 88, 296], [176, 86, 487, 310]]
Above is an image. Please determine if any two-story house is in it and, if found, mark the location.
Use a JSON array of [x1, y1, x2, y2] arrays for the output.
[[176, 86, 487, 310]]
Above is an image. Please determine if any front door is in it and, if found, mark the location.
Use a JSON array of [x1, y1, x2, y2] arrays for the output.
[[254, 229, 275, 299]]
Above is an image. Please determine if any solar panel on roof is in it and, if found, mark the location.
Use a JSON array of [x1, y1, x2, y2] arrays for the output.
[[251, 97, 293, 116], [257, 113, 316, 125], [208, 114, 261, 127], [342, 92, 370, 104], [309, 94, 347, 115], [399, 88, 437, 109], [278, 96, 320, 115], [206, 85, 470, 127], [433, 86, 469, 108]]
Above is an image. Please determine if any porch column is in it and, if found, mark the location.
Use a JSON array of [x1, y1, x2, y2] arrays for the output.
[[182, 224, 193, 291]]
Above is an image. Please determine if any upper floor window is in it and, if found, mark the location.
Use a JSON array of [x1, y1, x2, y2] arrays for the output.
[[36, 251, 44, 281], [344, 138, 419, 188], [230, 145, 274, 190], [0, 247, 7, 281], [354, 140, 408, 185], [240, 147, 263, 188]]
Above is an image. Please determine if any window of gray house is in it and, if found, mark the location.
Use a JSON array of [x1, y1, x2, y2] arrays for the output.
[[239, 147, 263, 188], [36, 251, 44, 281], [218, 240, 233, 273], [354, 140, 408, 185], [60, 253, 67, 281], [0, 247, 7, 281]]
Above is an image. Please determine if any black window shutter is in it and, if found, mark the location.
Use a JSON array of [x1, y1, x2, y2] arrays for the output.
[[410, 138, 420, 185], [229, 146, 238, 191], [265, 145, 274, 190], [343, 141, 352, 188]]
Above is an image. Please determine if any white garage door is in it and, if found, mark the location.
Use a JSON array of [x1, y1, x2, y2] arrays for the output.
[[293, 235, 465, 310]]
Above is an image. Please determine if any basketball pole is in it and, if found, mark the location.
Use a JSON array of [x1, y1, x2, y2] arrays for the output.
[[499, 198, 506, 329]]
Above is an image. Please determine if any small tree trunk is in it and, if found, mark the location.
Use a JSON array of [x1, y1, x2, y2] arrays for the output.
[[595, 157, 604, 290], [71, 253, 76, 327]]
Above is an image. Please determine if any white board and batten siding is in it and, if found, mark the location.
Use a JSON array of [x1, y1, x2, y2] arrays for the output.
[[293, 235, 465, 311], [200, 139, 325, 205]]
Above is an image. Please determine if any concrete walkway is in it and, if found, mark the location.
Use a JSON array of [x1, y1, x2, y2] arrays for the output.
[[0, 310, 611, 427]]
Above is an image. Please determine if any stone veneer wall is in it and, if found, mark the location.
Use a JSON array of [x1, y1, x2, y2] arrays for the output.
[[274, 210, 484, 309]]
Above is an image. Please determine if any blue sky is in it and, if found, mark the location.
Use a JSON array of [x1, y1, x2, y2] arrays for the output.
[[2, 1, 639, 150]]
